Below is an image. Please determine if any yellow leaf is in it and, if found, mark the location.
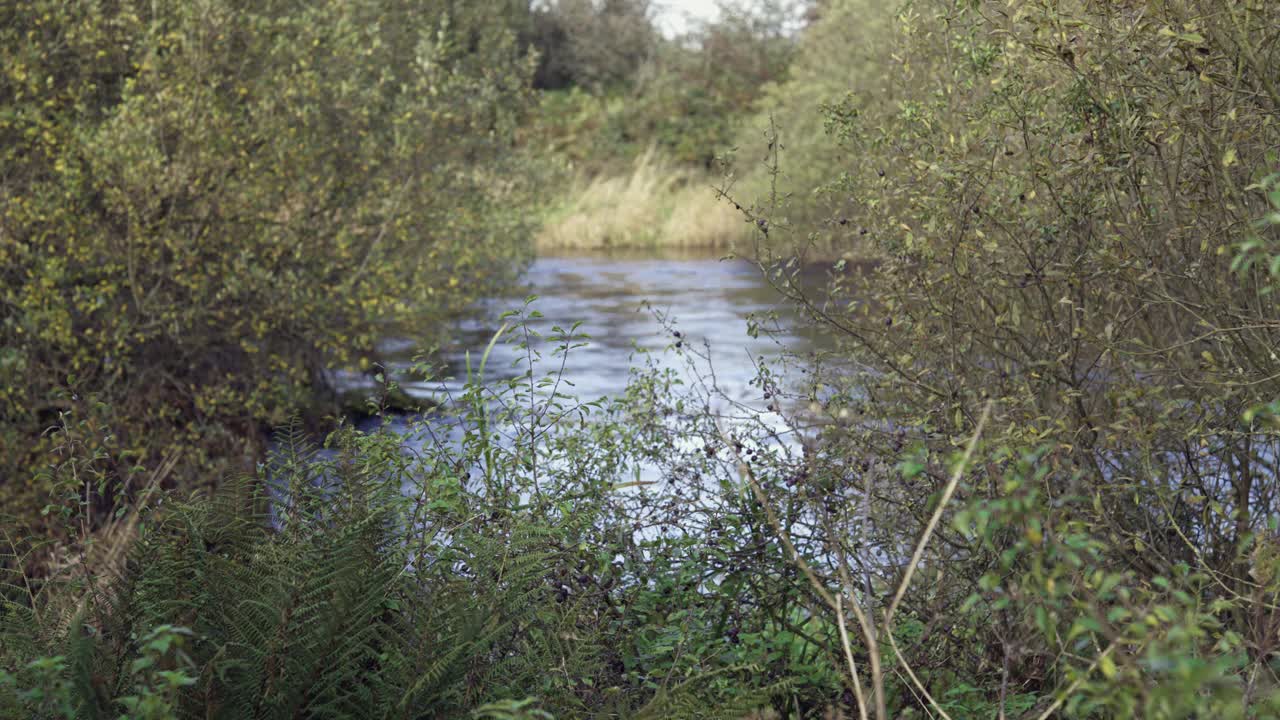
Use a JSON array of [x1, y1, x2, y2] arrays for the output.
[[1025, 524, 1043, 546], [1099, 654, 1117, 680]]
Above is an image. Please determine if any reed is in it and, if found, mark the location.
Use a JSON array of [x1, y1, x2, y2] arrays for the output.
[[535, 147, 747, 250]]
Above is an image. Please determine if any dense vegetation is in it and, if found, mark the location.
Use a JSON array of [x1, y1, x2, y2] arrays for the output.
[[0, 0, 541, 529], [525, 0, 798, 249], [733, 0, 1280, 715], [3, 0, 1279, 718]]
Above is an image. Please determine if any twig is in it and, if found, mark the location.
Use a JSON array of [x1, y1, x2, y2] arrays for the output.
[[719, 419, 886, 718], [884, 621, 955, 720], [885, 401, 992, 626], [1034, 640, 1119, 720], [836, 594, 871, 720], [721, 400, 991, 720]]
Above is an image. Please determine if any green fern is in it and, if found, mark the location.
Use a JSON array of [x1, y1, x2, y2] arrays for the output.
[[3, 409, 803, 720], [633, 666, 794, 720]]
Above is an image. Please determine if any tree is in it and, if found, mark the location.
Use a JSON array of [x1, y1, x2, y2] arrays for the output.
[[0, 0, 538, 528], [525, 0, 658, 91]]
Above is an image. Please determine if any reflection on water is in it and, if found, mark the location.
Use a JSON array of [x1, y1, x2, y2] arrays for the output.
[[358, 248, 821, 413], [273, 248, 832, 520]]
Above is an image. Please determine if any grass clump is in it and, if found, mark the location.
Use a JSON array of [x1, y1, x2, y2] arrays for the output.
[[536, 148, 746, 251]]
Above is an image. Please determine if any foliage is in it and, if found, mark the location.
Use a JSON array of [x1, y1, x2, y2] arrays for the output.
[[0, 0, 539, 529], [623, 3, 798, 171], [1, 311, 824, 718], [524, 1, 798, 173], [521, 0, 658, 93], [723, 0, 897, 240], [728, 0, 1280, 716], [7, 0, 1280, 717], [521, 2, 800, 249]]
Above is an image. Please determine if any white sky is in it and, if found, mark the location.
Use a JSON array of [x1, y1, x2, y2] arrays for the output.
[[653, 0, 724, 37]]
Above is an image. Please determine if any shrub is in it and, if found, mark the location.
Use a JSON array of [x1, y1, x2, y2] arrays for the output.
[[1, 311, 813, 719], [730, 0, 1280, 715], [0, 0, 539, 527]]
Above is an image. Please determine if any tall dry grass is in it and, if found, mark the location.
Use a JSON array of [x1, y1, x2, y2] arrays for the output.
[[535, 147, 747, 250]]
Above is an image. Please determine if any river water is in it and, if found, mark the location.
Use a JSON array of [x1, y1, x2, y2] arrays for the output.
[[338, 248, 823, 437], [271, 248, 842, 532], [258, 245, 843, 530]]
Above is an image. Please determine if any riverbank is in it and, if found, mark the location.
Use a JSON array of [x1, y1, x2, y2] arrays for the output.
[[535, 149, 748, 251]]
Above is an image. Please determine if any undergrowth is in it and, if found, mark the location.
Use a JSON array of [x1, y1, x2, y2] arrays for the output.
[[0, 306, 818, 719]]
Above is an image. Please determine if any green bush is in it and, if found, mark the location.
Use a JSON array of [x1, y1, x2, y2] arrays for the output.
[[0, 0, 539, 526], [523, 4, 796, 174], [723, 0, 897, 242], [1, 312, 821, 719], [728, 0, 1280, 715]]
